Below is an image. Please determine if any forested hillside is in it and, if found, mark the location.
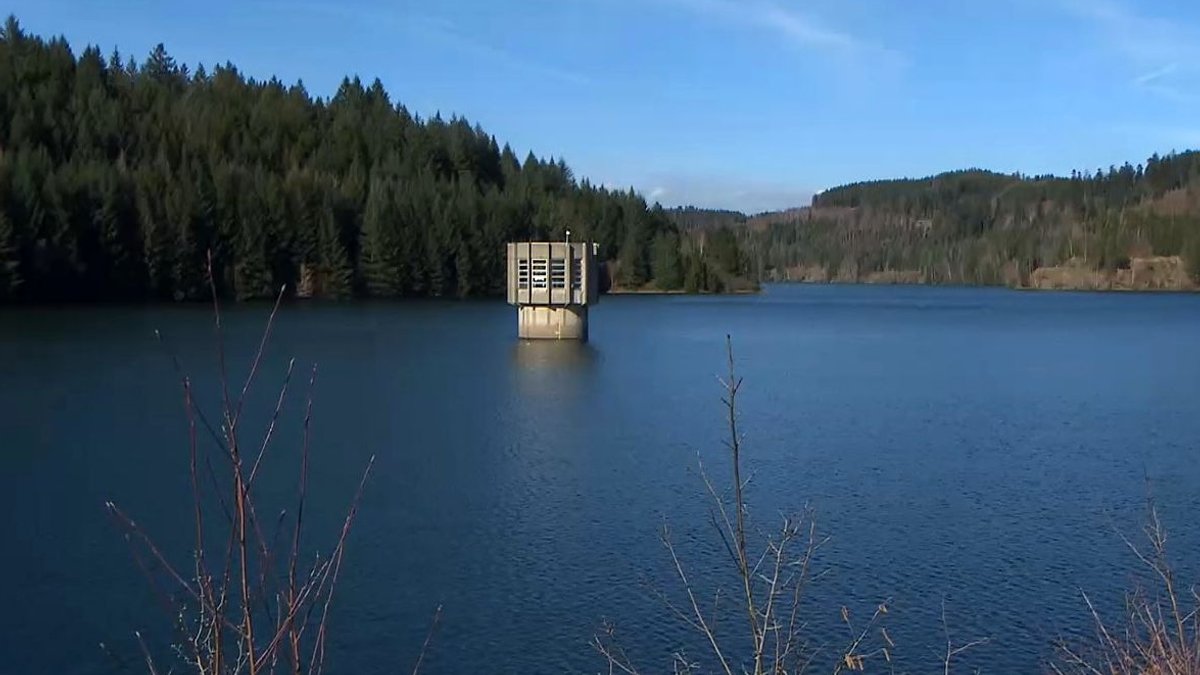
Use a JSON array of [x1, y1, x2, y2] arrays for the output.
[[745, 155, 1200, 289], [0, 18, 739, 302], [663, 206, 745, 231]]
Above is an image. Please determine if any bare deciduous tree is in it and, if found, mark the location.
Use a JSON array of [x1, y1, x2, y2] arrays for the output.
[[594, 336, 894, 674]]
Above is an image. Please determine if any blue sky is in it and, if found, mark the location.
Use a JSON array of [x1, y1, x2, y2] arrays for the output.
[[10, 0, 1200, 212]]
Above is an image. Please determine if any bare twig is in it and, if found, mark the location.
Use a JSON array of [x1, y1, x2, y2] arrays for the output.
[[833, 600, 892, 674], [592, 621, 642, 675], [941, 597, 989, 675], [1053, 498, 1199, 674], [411, 604, 444, 675], [596, 336, 885, 675], [661, 522, 736, 675], [135, 631, 161, 675], [112, 255, 378, 675]]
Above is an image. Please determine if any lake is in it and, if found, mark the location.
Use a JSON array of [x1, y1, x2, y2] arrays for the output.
[[2, 284, 1199, 673]]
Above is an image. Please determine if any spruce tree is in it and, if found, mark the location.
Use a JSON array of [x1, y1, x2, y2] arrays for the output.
[[360, 177, 401, 297], [0, 210, 22, 299], [138, 188, 175, 300], [652, 231, 684, 290], [232, 178, 273, 299], [234, 217, 272, 300], [454, 238, 474, 298], [317, 198, 352, 298], [617, 221, 650, 288], [0, 20, 711, 302]]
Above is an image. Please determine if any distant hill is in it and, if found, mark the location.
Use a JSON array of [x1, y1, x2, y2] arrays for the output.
[[734, 156, 1200, 290], [663, 206, 747, 231]]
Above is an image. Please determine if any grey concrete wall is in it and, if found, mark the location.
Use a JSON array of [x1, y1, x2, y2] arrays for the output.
[[506, 241, 599, 307], [517, 305, 589, 341]]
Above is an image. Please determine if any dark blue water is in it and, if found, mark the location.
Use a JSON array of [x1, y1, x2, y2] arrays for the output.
[[2, 284, 1199, 673]]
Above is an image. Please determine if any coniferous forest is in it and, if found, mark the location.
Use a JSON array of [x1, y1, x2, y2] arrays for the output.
[[723, 156, 1200, 289], [0, 18, 744, 303], [15, 15, 1199, 302]]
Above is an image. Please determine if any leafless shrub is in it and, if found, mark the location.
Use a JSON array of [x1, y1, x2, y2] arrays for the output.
[[594, 336, 895, 674], [1053, 500, 1200, 675], [107, 255, 378, 675]]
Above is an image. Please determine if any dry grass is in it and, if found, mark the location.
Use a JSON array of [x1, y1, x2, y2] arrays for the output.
[[107, 255, 381, 675]]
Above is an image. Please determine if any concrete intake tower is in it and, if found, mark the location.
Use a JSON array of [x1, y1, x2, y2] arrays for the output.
[[506, 238, 599, 341]]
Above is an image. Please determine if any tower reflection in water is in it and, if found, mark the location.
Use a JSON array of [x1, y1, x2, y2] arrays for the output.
[[509, 339, 600, 408], [511, 339, 598, 371]]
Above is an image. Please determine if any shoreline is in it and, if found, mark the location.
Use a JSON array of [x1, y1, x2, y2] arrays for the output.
[[606, 287, 762, 296], [765, 279, 1200, 294]]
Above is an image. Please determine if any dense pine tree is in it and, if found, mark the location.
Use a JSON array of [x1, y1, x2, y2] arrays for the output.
[[0, 210, 20, 298], [0, 17, 701, 302], [314, 196, 352, 298], [651, 231, 683, 290]]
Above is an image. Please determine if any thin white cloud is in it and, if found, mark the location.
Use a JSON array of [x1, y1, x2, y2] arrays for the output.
[[1112, 123, 1200, 150], [1058, 0, 1200, 102], [271, 1, 590, 86], [1133, 63, 1178, 86], [1060, 0, 1185, 63], [663, 0, 894, 60], [620, 171, 813, 213], [411, 16, 592, 86], [747, 2, 860, 51]]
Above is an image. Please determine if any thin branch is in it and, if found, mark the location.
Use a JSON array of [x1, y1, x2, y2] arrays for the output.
[[134, 631, 160, 675], [233, 284, 287, 428], [662, 523, 736, 675], [942, 597, 989, 675], [723, 334, 762, 673], [592, 621, 642, 675], [156, 325, 230, 458], [246, 357, 296, 488], [302, 455, 376, 675], [411, 604, 443, 675]]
